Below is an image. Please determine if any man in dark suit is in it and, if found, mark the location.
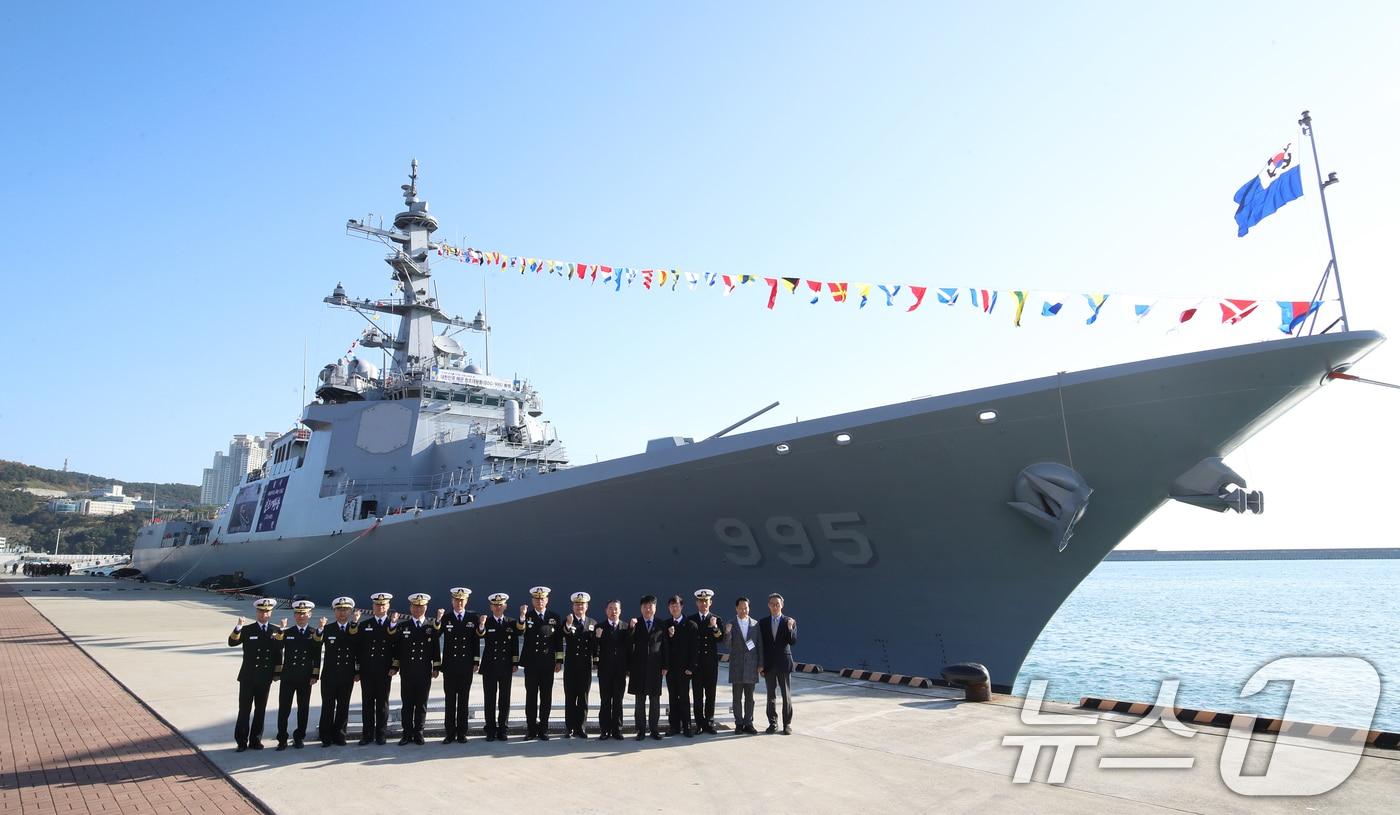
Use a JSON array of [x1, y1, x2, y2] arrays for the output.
[[561, 591, 597, 738], [436, 587, 480, 743], [274, 599, 322, 750], [662, 594, 697, 737], [760, 592, 798, 735], [393, 593, 440, 745], [688, 588, 725, 734], [518, 586, 564, 740], [354, 592, 398, 745], [629, 595, 668, 741], [317, 596, 358, 747], [227, 597, 282, 752], [478, 592, 519, 741], [594, 599, 630, 740]]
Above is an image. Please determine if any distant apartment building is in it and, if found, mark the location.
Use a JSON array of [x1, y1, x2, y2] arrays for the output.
[[47, 484, 142, 516], [198, 433, 278, 505]]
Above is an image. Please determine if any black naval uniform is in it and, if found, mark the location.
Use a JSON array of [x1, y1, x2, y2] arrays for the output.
[[394, 614, 440, 744], [688, 609, 725, 732], [436, 609, 480, 742], [228, 619, 282, 750], [479, 613, 519, 740], [561, 614, 597, 737], [663, 616, 698, 735], [595, 617, 630, 738], [519, 608, 564, 739], [629, 617, 669, 738], [354, 615, 396, 744], [275, 624, 322, 747], [318, 618, 357, 746]]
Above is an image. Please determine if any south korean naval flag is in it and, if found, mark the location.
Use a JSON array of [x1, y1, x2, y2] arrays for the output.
[[1233, 137, 1304, 237]]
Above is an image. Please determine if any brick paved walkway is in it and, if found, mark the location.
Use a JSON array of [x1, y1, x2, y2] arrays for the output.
[[0, 583, 263, 815]]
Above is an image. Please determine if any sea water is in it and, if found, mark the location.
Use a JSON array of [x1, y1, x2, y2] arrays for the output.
[[1015, 559, 1400, 732]]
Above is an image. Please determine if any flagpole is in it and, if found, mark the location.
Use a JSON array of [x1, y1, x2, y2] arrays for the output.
[[1299, 110, 1349, 332]]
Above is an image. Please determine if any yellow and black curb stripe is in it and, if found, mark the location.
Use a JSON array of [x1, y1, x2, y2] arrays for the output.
[[838, 668, 935, 688], [1079, 696, 1400, 751], [717, 653, 823, 673]]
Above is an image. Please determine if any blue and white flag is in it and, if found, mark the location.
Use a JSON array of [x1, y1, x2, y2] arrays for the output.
[[1233, 138, 1304, 236]]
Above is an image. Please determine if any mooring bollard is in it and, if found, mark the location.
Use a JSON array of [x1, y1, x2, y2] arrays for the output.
[[942, 662, 991, 702]]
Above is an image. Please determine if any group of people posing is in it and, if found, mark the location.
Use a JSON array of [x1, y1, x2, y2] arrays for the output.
[[227, 586, 799, 752]]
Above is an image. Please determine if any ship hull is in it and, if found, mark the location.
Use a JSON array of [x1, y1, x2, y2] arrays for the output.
[[134, 331, 1383, 688]]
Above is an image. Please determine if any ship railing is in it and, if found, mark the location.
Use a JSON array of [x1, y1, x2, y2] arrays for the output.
[[329, 469, 470, 498]]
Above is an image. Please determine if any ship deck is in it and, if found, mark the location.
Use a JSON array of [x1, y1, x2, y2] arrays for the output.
[[4, 574, 1397, 813]]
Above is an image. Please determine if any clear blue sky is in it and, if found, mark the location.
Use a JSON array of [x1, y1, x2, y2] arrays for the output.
[[2, 2, 1397, 548]]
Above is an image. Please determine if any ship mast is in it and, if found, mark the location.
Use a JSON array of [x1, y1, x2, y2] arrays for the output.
[[329, 160, 488, 381]]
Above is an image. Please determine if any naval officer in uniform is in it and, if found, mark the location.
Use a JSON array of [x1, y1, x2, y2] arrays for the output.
[[436, 587, 480, 743], [518, 586, 563, 740], [394, 593, 439, 745], [478, 592, 518, 741], [318, 596, 359, 747], [274, 599, 322, 750], [688, 588, 725, 734], [354, 592, 399, 745], [561, 591, 597, 738], [228, 597, 281, 752]]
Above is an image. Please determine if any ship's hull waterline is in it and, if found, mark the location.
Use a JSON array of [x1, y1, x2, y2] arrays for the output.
[[135, 330, 1383, 688]]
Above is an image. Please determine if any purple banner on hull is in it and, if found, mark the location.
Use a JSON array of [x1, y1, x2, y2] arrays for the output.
[[255, 476, 290, 533]]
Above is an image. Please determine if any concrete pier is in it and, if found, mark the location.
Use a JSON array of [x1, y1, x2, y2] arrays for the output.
[[4, 574, 1398, 813]]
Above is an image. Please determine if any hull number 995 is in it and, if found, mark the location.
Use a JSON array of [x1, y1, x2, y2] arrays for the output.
[[714, 513, 875, 567]]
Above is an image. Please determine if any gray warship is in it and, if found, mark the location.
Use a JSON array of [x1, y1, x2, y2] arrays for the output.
[[132, 162, 1385, 689]]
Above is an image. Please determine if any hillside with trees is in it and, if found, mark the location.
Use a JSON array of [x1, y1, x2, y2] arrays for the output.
[[1, 460, 202, 555]]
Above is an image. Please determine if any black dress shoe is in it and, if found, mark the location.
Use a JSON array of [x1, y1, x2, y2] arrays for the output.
[[442, 736, 456, 745], [485, 731, 496, 742], [764, 724, 777, 734], [321, 741, 333, 748], [275, 741, 287, 751], [636, 732, 646, 741], [457, 734, 468, 744], [250, 740, 265, 750], [577, 731, 588, 739], [358, 736, 372, 745], [334, 735, 348, 746], [705, 724, 718, 735], [293, 738, 304, 749], [496, 730, 508, 742], [682, 727, 693, 738], [781, 726, 791, 735], [613, 732, 625, 741], [539, 733, 550, 741], [563, 731, 573, 739], [413, 732, 425, 745], [524, 732, 537, 742], [235, 744, 247, 753], [650, 731, 663, 740], [398, 735, 412, 746], [374, 735, 387, 746]]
